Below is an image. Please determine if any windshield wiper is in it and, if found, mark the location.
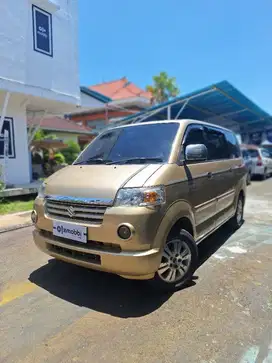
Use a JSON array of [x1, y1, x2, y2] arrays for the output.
[[74, 158, 112, 165], [107, 157, 163, 165]]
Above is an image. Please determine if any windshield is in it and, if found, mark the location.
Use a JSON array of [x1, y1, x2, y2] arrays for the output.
[[74, 123, 179, 165]]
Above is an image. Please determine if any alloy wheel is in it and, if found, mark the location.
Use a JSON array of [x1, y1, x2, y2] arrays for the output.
[[236, 198, 243, 225], [158, 239, 192, 283]]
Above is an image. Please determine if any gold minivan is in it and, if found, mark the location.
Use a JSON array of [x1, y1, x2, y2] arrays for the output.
[[32, 120, 247, 291]]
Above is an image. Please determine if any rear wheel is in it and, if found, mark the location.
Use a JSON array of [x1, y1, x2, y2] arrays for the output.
[[230, 194, 244, 230], [246, 171, 251, 185], [150, 229, 198, 292], [262, 168, 268, 180]]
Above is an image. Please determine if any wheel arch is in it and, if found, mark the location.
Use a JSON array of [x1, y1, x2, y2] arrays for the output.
[[153, 200, 196, 250]]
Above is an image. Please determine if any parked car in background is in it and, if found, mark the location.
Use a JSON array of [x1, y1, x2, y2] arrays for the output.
[[242, 144, 272, 180], [241, 148, 253, 185]]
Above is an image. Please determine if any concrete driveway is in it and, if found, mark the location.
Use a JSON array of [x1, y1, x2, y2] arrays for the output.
[[0, 180, 271, 363]]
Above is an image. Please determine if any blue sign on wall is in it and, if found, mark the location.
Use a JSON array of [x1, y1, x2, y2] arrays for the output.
[[0, 118, 16, 158], [32, 5, 53, 57]]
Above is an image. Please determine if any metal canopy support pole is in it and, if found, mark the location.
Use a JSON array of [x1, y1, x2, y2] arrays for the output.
[[175, 99, 189, 120], [3, 130, 9, 186], [119, 87, 216, 126], [0, 92, 11, 187], [167, 105, 171, 120]]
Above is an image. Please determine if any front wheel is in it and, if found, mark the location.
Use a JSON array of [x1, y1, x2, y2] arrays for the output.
[[150, 229, 198, 292]]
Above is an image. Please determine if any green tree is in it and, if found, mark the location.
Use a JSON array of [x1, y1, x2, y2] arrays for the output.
[[33, 129, 45, 141], [146, 71, 180, 104], [61, 140, 81, 165]]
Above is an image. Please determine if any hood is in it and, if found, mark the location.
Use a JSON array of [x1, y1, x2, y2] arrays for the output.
[[44, 164, 162, 202]]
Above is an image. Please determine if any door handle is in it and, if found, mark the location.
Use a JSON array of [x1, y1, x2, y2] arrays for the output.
[[207, 172, 213, 179]]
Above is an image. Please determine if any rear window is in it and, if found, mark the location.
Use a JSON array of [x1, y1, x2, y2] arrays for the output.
[[247, 149, 259, 158], [242, 150, 248, 158]]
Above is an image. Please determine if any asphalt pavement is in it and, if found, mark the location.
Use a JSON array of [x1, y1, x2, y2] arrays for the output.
[[0, 179, 272, 363]]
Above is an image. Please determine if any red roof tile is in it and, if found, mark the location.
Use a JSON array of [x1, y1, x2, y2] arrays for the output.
[[27, 117, 92, 134], [89, 77, 152, 100]]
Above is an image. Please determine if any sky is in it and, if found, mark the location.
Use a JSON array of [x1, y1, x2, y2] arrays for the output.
[[78, 0, 272, 113]]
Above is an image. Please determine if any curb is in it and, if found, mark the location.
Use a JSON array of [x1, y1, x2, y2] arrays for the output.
[[0, 222, 33, 234], [0, 210, 33, 234], [3, 210, 33, 217]]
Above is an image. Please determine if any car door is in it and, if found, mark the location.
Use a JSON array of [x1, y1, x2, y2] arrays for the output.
[[204, 126, 237, 228], [181, 124, 219, 240]]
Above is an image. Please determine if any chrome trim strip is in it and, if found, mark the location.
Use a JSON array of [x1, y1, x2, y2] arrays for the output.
[[217, 189, 235, 199], [195, 197, 217, 210], [45, 195, 113, 206], [196, 211, 236, 244], [212, 168, 232, 175]]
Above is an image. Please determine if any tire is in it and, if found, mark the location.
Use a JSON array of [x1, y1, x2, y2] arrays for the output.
[[150, 229, 198, 292], [246, 171, 251, 185], [261, 168, 267, 180], [230, 194, 244, 230]]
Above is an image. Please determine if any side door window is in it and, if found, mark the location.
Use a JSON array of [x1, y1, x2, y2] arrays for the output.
[[181, 125, 206, 162], [225, 131, 241, 159], [204, 127, 229, 161]]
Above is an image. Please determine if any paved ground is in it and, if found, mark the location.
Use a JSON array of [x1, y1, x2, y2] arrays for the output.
[[0, 180, 272, 363]]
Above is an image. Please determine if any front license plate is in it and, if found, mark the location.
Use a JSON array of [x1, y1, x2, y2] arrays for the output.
[[53, 221, 87, 243]]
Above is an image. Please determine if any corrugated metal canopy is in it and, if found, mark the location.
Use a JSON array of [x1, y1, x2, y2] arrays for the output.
[[117, 81, 272, 131]]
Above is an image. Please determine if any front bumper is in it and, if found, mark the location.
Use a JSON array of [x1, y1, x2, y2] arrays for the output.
[[33, 229, 161, 280]]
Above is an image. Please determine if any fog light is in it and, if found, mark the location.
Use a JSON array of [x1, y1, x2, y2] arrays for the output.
[[117, 225, 132, 240], [31, 210, 38, 224]]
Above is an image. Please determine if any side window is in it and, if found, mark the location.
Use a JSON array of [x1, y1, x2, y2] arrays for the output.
[[205, 127, 229, 160], [225, 131, 241, 159], [183, 126, 206, 146], [182, 126, 206, 162], [261, 149, 270, 158]]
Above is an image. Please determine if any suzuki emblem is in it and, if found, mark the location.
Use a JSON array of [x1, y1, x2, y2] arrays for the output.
[[67, 206, 75, 218]]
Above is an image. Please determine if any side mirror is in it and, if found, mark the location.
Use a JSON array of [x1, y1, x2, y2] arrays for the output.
[[185, 144, 207, 162]]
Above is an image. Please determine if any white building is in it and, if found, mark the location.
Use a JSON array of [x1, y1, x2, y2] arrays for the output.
[[0, 0, 81, 186]]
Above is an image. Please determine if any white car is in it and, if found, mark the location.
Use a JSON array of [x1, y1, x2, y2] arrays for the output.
[[247, 146, 272, 180]]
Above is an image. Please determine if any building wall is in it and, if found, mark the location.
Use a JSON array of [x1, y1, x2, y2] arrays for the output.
[[0, 0, 80, 105], [80, 92, 106, 110], [0, 93, 30, 185]]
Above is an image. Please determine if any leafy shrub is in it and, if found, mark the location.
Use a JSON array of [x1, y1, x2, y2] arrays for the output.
[[61, 141, 81, 165], [54, 152, 66, 164]]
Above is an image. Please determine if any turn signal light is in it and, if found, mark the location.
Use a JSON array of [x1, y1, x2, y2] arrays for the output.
[[143, 191, 159, 204]]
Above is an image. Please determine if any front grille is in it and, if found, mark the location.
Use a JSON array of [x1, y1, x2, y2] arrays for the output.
[[47, 243, 101, 265], [45, 198, 107, 225]]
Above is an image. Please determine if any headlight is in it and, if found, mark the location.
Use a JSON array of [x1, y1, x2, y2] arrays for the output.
[[38, 182, 46, 198], [115, 186, 165, 207]]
